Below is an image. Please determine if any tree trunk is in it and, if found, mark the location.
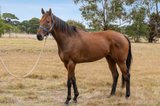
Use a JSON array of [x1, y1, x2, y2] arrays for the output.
[[103, 25, 108, 30], [156, 0, 159, 19], [148, 37, 153, 43], [102, 0, 108, 31], [148, 33, 156, 43]]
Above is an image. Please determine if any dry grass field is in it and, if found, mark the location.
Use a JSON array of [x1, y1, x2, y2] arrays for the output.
[[0, 37, 160, 106]]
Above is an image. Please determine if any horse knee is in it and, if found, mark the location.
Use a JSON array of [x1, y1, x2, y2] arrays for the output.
[[123, 73, 130, 81], [67, 79, 72, 87]]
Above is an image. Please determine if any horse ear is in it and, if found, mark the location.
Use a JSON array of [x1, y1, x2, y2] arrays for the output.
[[49, 8, 52, 15], [41, 8, 45, 14]]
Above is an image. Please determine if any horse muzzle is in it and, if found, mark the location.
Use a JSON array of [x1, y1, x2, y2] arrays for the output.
[[37, 34, 44, 41]]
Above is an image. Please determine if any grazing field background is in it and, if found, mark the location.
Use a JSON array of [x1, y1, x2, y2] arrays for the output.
[[0, 35, 160, 106]]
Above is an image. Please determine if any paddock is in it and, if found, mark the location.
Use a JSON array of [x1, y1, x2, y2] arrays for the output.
[[0, 37, 160, 106]]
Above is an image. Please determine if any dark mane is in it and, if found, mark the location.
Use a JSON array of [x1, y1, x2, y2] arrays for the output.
[[53, 15, 78, 35]]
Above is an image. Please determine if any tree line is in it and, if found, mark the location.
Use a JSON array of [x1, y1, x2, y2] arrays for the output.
[[1, 0, 160, 43], [0, 13, 85, 38], [0, 13, 39, 37], [74, 0, 160, 43]]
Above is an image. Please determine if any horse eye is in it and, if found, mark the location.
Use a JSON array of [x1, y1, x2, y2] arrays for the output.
[[46, 21, 49, 23]]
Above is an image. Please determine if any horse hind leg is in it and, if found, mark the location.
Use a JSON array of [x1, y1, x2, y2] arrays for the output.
[[122, 75, 126, 89], [106, 56, 119, 96], [117, 61, 130, 98]]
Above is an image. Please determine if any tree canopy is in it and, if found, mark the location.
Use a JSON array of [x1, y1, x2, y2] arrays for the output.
[[67, 20, 86, 30], [74, 0, 160, 42], [0, 19, 13, 37], [19, 18, 39, 34]]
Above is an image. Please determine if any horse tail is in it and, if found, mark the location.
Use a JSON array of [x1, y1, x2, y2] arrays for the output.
[[125, 35, 132, 72]]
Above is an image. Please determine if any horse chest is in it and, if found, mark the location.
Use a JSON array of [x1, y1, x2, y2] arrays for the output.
[[58, 51, 69, 63]]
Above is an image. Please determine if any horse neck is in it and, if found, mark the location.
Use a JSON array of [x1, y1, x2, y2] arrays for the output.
[[51, 30, 69, 50]]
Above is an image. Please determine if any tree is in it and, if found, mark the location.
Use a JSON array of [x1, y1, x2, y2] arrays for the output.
[[2, 13, 19, 25], [147, 0, 160, 42], [19, 18, 39, 34], [0, 12, 39, 36], [128, 0, 160, 42], [1, 13, 20, 37], [0, 19, 5, 37], [148, 13, 160, 42], [67, 20, 85, 30], [19, 20, 30, 33], [0, 19, 13, 37], [125, 23, 149, 42], [73, 0, 127, 31], [126, 7, 148, 42], [28, 18, 39, 34]]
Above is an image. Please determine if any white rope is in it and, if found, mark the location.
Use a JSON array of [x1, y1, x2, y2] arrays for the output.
[[0, 38, 47, 78]]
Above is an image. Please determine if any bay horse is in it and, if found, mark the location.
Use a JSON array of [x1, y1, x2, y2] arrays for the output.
[[37, 8, 132, 104]]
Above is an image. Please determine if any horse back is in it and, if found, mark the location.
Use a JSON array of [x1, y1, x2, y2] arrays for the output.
[[82, 30, 129, 61]]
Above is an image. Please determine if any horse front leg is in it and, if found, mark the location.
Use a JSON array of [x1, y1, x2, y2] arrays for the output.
[[72, 75, 79, 103], [64, 60, 79, 104], [65, 77, 72, 104]]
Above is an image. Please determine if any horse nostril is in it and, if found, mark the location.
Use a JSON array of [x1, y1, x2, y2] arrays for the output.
[[37, 34, 44, 41]]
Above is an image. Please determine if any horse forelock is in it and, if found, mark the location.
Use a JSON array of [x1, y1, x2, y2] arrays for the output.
[[40, 12, 51, 23]]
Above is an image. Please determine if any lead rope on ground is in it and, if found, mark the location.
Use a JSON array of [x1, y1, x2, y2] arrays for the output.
[[0, 38, 47, 78]]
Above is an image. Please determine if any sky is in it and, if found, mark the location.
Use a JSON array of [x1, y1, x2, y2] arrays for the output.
[[0, 0, 84, 23]]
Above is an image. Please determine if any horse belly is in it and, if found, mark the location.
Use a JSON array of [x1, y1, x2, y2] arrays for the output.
[[72, 46, 109, 63]]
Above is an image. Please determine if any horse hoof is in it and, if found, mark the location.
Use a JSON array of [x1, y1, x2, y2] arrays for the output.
[[125, 94, 130, 99], [73, 98, 77, 103], [64, 100, 69, 105]]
